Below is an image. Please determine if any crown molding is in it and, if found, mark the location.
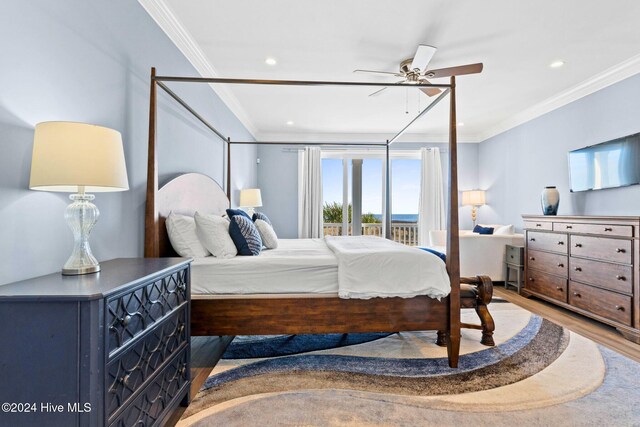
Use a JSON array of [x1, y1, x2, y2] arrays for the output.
[[137, 0, 257, 137], [479, 53, 640, 142], [253, 131, 481, 144]]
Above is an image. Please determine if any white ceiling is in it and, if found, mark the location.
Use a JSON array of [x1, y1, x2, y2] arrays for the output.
[[140, 0, 640, 143]]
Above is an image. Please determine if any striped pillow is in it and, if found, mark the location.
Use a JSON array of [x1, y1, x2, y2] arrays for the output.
[[252, 211, 272, 226], [229, 215, 263, 256]]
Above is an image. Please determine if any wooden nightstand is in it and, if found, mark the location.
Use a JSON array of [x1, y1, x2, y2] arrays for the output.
[[0, 258, 192, 427], [505, 245, 524, 294]]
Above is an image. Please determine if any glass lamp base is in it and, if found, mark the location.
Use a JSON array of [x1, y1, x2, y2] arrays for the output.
[[62, 193, 100, 276]]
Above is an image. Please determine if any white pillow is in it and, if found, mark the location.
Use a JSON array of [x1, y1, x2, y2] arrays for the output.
[[194, 212, 237, 258], [166, 213, 210, 258], [255, 219, 278, 249], [494, 224, 515, 235]]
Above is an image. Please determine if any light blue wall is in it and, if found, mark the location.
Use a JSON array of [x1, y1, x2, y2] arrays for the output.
[[0, 0, 256, 285], [478, 73, 640, 231], [258, 143, 479, 238]]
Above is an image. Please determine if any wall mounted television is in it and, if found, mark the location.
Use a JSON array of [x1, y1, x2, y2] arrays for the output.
[[568, 132, 640, 192]]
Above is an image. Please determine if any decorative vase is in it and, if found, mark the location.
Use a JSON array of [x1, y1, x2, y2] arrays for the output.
[[541, 186, 560, 215]]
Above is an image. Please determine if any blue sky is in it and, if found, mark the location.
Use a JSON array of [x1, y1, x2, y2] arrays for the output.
[[322, 158, 420, 214]]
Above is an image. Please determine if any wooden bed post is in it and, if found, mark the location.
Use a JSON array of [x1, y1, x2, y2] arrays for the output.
[[227, 138, 231, 206], [446, 75, 461, 368], [144, 67, 159, 258]]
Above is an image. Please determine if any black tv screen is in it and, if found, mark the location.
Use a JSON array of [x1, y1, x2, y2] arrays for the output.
[[568, 132, 640, 192]]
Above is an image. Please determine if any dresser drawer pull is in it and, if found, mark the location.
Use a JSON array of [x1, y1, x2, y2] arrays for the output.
[[574, 267, 582, 272], [556, 286, 563, 291], [616, 248, 626, 253], [566, 225, 573, 229], [604, 227, 613, 232], [557, 241, 565, 245], [120, 373, 131, 387], [575, 243, 582, 248], [616, 275, 626, 281], [573, 292, 581, 298], [120, 315, 132, 327], [529, 257, 535, 261], [530, 238, 536, 242], [536, 223, 542, 227], [557, 263, 564, 267], [529, 278, 535, 282], [615, 305, 625, 311]]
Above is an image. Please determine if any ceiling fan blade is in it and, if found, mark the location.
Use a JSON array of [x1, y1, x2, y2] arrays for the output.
[[410, 45, 437, 72], [423, 63, 484, 79], [368, 87, 388, 97], [354, 69, 402, 76], [419, 85, 442, 97]]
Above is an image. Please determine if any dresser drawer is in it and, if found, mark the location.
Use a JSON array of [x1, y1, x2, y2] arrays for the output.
[[527, 231, 568, 254], [554, 222, 633, 237], [523, 220, 553, 231], [527, 250, 567, 277], [570, 235, 632, 264], [569, 281, 632, 326], [506, 245, 524, 265], [107, 267, 188, 355], [526, 269, 567, 302], [569, 258, 633, 295], [107, 306, 188, 419], [109, 347, 189, 427]]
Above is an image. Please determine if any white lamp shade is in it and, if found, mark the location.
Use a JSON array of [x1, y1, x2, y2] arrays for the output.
[[462, 190, 486, 206], [239, 188, 263, 208], [29, 122, 129, 192]]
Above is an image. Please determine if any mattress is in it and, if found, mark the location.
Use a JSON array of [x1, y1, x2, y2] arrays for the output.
[[190, 238, 339, 296]]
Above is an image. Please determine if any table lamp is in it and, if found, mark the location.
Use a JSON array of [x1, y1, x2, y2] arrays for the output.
[[29, 122, 129, 275], [239, 188, 262, 216], [462, 190, 486, 226]]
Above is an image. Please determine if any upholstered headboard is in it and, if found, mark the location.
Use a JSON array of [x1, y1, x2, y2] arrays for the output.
[[154, 173, 229, 257]]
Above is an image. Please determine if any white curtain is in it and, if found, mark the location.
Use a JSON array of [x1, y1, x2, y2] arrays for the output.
[[418, 147, 445, 246], [298, 147, 324, 238]]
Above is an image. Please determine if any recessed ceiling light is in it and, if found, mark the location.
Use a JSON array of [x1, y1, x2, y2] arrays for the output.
[[457, 122, 464, 127], [265, 57, 277, 66], [549, 60, 565, 68], [286, 120, 294, 126]]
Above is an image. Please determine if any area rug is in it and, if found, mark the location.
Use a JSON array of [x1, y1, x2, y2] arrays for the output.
[[179, 300, 640, 426]]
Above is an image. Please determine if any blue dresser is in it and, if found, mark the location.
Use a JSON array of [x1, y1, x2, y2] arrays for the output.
[[0, 258, 192, 427]]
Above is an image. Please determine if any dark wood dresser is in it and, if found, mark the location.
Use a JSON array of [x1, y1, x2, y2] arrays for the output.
[[522, 215, 639, 343], [0, 258, 192, 427]]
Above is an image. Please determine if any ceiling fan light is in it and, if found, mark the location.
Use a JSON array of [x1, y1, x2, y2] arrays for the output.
[[549, 60, 565, 68], [265, 57, 277, 66]]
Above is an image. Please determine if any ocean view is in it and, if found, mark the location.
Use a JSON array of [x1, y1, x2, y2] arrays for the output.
[[373, 214, 418, 223]]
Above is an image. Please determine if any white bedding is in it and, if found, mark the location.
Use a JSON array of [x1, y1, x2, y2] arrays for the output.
[[191, 238, 338, 295], [324, 236, 450, 299], [191, 236, 450, 300]]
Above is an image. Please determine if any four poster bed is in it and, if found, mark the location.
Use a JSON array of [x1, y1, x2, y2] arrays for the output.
[[143, 67, 477, 368]]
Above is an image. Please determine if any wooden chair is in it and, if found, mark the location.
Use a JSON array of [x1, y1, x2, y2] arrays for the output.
[[437, 275, 495, 347]]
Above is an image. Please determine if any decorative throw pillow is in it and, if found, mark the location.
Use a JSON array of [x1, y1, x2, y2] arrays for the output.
[[255, 219, 278, 249], [473, 225, 494, 235], [194, 212, 237, 259], [165, 213, 210, 258], [229, 215, 263, 256], [226, 208, 252, 220], [252, 211, 272, 226], [493, 224, 515, 235]]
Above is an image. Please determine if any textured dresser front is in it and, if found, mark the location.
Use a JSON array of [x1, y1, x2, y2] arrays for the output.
[[105, 263, 191, 426], [0, 258, 191, 427], [523, 215, 640, 343]]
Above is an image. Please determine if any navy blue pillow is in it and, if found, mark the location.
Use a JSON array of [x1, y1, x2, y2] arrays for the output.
[[418, 247, 446, 263], [229, 215, 263, 256], [473, 225, 494, 235], [226, 208, 252, 220], [252, 212, 272, 226]]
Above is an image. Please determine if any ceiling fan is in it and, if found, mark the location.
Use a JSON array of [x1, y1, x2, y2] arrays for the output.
[[354, 45, 483, 97]]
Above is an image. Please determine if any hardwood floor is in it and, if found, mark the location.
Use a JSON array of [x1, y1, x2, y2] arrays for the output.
[[495, 286, 640, 363]]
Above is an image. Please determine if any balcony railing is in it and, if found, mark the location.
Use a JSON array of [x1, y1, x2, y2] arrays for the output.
[[323, 222, 419, 246]]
